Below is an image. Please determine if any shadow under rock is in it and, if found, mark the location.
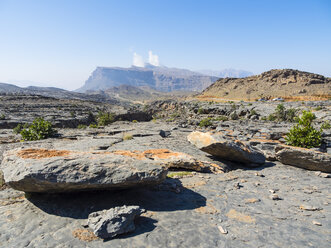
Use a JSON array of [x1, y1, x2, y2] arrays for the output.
[[25, 179, 207, 219], [206, 155, 276, 172]]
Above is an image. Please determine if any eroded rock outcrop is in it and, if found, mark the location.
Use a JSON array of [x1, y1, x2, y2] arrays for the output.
[[0, 148, 168, 193], [276, 145, 331, 172], [187, 131, 265, 165]]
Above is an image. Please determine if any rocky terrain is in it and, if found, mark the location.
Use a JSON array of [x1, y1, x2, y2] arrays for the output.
[[0, 97, 330, 247], [199, 69, 331, 101], [77, 65, 218, 93]]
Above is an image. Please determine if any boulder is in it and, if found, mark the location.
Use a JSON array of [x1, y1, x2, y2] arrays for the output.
[[276, 146, 331, 172], [87, 205, 145, 239], [0, 148, 168, 193], [187, 131, 265, 165], [112, 149, 225, 173]]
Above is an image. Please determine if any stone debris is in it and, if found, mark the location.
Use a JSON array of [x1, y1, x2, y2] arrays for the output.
[[87, 205, 145, 239]]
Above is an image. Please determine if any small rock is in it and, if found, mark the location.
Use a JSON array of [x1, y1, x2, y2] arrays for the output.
[[299, 205, 322, 211], [255, 172, 265, 177], [159, 130, 171, 138], [315, 171, 331, 178], [234, 182, 243, 189], [217, 225, 228, 234], [312, 221, 322, 226], [269, 194, 281, 200], [88, 205, 145, 239]]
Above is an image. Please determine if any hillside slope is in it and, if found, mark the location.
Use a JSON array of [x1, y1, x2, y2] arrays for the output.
[[199, 69, 331, 101]]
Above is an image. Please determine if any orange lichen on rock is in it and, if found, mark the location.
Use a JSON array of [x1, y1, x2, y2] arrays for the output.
[[143, 149, 182, 159], [72, 229, 99, 242], [17, 148, 71, 159], [113, 149, 183, 160], [112, 150, 146, 160]]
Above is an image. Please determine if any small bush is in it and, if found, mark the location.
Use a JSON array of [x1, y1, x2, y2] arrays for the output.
[[13, 123, 29, 134], [250, 109, 258, 116], [97, 112, 114, 126], [197, 108, 204, 114], [268, 104, 298, 122], [0, 114, 5, 120], [248, 103, 253, 106], [19, 118, 57, 141], [132, 120, 138, 123], [123, 132, 133, 140], [321, 121, 331, 130], [199, 118, 212, 127], [89, 123, 98, 128], [314, 106, 322, 111], [70, 111, 76, 118], [285, 111, 322, 148], [77, 124, 87, 129]]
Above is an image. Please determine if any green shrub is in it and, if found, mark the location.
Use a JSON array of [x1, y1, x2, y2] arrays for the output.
[[250, 109, 258, 116], [197, 108, 204, 114], [314, 106, 322, 111], [268, 104, 298, 122], [248, 103, 253, 106], [89, 123, 98, 128], [199, 118, 212, 127], [70, 111, 76, 117], [13, 123, 29, 134], [132, 120, 138, 123], [77, 124, 87, 129], [285, 111, 322, 148], [0, 114, 5, 120], [19, 118, 57, 141], [97, 112, 114, 126], [321, 121, 331, 130]]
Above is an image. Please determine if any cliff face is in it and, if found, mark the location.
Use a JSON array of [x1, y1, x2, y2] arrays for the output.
[[77, 66, 219, 92], [199, 69, 331, 101]]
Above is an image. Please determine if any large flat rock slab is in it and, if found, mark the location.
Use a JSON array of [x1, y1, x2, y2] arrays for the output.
[[187, 131, 265, 165], [276, 145, 331, 172], [1, 148, 168, 193]]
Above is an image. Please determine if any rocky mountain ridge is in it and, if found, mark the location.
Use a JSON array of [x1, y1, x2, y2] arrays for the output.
[[199, 69, 331, 101]]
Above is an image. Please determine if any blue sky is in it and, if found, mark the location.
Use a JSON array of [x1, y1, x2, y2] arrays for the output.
[[0, 0, 330, 90]]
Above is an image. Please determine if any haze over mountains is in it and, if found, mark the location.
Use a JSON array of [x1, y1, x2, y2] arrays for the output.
[[77, 64, 219, 93]]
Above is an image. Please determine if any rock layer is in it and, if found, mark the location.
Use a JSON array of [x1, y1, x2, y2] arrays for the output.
[[276, 146, 331, 172], [187, 131, 265, 165], [0, 148, 167, 193]]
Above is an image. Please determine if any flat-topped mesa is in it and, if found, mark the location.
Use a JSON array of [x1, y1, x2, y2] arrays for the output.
[[0, 148, 168, 193], [187, 131, 266, 166]]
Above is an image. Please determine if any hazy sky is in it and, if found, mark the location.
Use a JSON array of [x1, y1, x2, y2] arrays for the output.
[[0, 0, 330, 90]]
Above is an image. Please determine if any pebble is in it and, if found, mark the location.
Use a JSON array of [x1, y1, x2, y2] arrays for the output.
[[269, 194, 281, 200], [217, 225, 228, 234], [299, 205, 322, 211], [312, 221, 322, 226]]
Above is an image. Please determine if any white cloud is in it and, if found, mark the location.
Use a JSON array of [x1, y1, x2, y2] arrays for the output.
[[148, 51, 160, 66], [132, 52, 144, 67]]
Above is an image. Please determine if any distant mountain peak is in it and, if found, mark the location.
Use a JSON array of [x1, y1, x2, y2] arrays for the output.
[[77, 66, 218, 93]]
